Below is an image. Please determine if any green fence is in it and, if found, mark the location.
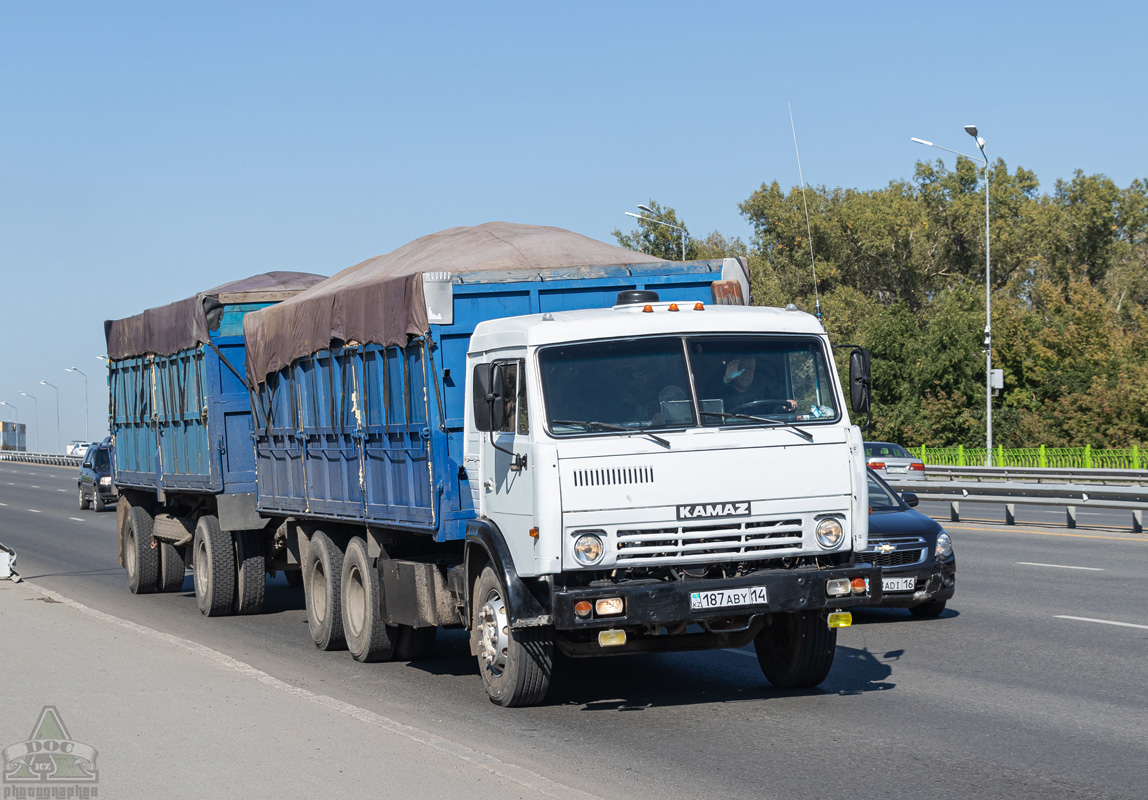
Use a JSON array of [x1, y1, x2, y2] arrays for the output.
[[914, 444, 1144, 470]]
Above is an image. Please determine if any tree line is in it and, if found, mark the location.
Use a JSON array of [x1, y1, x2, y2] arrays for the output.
[[613, 160, 1148, 448]]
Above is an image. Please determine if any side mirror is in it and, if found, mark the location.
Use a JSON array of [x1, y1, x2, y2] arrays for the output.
[[472, 363, 506, 432], [901, 492, 919, 508], [849, 348, 871, 414]]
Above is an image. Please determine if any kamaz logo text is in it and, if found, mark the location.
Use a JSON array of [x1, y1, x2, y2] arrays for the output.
[[676, 501, 751, 520]]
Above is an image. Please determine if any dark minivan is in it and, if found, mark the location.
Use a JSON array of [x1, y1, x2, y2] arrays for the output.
[[78, 438, 116, 512]]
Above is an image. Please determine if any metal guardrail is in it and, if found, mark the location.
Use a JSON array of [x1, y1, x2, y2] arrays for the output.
[[0, 451, 83, 467], [886, 471, 1147, 533]]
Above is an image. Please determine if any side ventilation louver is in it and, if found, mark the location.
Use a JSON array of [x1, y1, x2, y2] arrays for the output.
[[572, 466, 655, 488]]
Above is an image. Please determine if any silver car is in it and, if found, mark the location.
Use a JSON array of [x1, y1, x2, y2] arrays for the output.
[[864, 441, 925, 480]]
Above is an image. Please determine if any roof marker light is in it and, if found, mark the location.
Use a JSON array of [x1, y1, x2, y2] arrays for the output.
[[694, 303, 705, 311], [668, 303, 679, 312], [642, 305, 654, 313]]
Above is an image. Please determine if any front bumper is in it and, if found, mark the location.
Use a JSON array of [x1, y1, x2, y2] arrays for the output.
[[552, 564, 883, 631], [875, 560, 956, 608]]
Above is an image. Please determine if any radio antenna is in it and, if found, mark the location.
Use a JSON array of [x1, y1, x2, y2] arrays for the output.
[[789, 102, 821, 320]]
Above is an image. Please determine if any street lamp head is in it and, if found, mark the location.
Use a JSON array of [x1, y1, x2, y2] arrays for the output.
[[910, 137, 933, 147], [964, 125, 978, 138], [636, 204, 654, 214], [20, 392, 34, 399]]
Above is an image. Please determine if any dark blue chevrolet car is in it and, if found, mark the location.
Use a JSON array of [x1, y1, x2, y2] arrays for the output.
[[860, 469, 955, 617]]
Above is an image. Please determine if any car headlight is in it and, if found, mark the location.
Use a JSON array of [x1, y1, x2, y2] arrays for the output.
[[815, 517, 845, 549], [573, 533, 605, 566], [99, 476, 112, 486], [935, 532, 953, 559]]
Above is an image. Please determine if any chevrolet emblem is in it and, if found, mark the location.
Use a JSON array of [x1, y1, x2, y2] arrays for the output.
[[876, 543, 896, 554]]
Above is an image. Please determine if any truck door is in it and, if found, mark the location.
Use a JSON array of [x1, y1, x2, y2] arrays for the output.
[[479, 359, 536, 542]]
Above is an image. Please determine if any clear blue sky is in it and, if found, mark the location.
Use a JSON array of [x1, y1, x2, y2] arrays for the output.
[[2, 1, 1145, 449]]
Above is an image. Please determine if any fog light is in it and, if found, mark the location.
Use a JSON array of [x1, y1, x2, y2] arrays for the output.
[[826, 578, 850, 597], [815, 518, 845, 549], [598, 629, 627, 647], [850, 577, 868, 594], [595, 597, 624, 616], [574, 601, 593, 618], [827, 611, 852, 628]]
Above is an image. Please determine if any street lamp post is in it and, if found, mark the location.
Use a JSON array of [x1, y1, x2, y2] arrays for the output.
[[624, 204, 687, 260], [19, 392, 38, 451], [911, 127, 993, 466], [40, 381, 61, 453], [66, 367, 90, 442], [0, 401, 14, 423]]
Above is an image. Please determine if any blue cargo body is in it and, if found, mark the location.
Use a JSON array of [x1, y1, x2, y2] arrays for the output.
[[252, 260, 738, 540], [111, 302, 274, 495]]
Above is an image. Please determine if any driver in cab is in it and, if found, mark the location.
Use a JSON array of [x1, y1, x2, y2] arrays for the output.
[[718, 356, 797, 415]]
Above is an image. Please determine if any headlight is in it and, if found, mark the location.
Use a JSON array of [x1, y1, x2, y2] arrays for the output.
[[815, 517, 845, 549], [99, 476, 112, 486], [573, 533, 605, 566], [935, 532, 953, 559]]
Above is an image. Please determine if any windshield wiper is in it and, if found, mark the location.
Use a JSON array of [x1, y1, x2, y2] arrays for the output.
[[700, 411, 814, 442], [552, 419, 671, 448]]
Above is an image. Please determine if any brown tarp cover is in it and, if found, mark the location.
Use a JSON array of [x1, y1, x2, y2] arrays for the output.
[[104, 271, 327, 360], [243, 222, 665, 387]]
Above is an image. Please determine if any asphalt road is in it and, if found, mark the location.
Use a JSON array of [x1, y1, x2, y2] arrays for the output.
[[2, 463, 1146, 799]]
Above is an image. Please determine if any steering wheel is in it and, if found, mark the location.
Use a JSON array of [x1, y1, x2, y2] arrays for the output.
[[732, 399, 794, 416]]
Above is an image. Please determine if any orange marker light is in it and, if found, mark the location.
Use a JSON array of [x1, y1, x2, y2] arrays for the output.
[[668, 303, 679, 311], [642, 305, 654, 313], [574, 601, 593, 618], [694, 302, 705, 310], [529, 527, 539, 539]]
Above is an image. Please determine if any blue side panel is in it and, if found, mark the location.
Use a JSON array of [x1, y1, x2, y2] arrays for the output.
[[110, 356, 158, 488]]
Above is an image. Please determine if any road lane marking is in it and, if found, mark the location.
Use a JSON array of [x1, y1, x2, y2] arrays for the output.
[[20, 582, 603, 800], [28, 509, 41, 513], [57, 489, 66, 492], [1055, 615, 1148, 631], [1017, 562, 1104, 571], [68, 517, 85, 522]]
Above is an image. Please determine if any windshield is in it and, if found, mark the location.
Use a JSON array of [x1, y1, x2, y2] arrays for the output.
[[538, 334, 839, 435], [93, 448, 110, 471], [866, 442, 911, 458], [867, 472, 903, 512]]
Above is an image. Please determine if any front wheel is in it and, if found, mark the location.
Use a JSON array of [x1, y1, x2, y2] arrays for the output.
[[472, 565, 552, 707], [754, 610, 837, 689], [93, 492, 106, 512]]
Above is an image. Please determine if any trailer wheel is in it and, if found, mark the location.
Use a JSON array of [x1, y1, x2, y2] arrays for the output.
[[157, 543, 186, 593], [754, 610, 837, 689], [472, 565, 552, 707], [232, 531, 266, 615], [193, 515, 236, 617], [125, 506, 158, 594], [395, 626, 437, 661], [305, 531, 347, 651], [78, 487, 90, 511], [339, 537, 397, 662]]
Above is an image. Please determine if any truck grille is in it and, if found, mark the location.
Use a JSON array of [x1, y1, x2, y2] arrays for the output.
[[614, 518, 803, 564], [861, 536, 927, 568]]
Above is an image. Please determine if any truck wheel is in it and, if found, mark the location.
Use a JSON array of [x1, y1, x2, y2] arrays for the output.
[[93, 493, 106, 512], [472, 565, 552, 707], [232, 531, 266, 615], [78, 487, 90, 510], [909, 599, 947, 618], [305, 531, 347, 651], [193, 515, 236, 617], [157, 543, 186, 593], [395, 626, 437, 661], [125, 506, 158, 594], [340, 537, 397, 662], [754, 610, 837, 689]]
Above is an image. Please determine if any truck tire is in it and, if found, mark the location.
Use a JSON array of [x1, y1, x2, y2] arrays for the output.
[[78, 487, 90, 510], [909, 599, 947, 618], [472, 565, 552, 707], [305, 531, 347, 651], [232, 531, 266, 615], [754, 610, 837, 689], [394, 626, 437, 661], [193, 515, 236, 617], [339, 537, 397, 662], [157, 543, 186, 593], [125, 506, 158, 594]]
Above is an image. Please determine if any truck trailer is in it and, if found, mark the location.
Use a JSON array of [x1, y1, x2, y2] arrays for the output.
[[108, 223, 879, 706]]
